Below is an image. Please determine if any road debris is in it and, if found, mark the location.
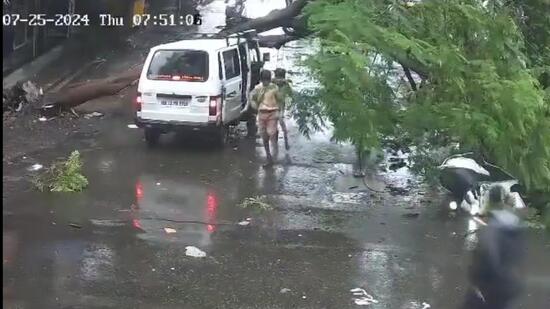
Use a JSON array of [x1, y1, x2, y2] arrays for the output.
[[68, 223, 82, 229], [3, 81, 43, 115], [185, 246, 206, 258], [27, 163, 43, 171], [127, 124, 138, 129], [238, 196, 272, 211], [350, 288, 379, 306], [280, 288, 291, 294], [39, 116, 48, 121], [238, 220, 250, 226], [410, 301, 431, 309], [84, 111, 104, 119], [164, 227, 177, 234]]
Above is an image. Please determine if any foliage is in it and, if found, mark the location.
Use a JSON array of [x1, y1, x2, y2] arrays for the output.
[[34, 150, 89, 192], [238, 196, 273, 211], [298, 0, 550, 211], [289, 89, 327, 138]]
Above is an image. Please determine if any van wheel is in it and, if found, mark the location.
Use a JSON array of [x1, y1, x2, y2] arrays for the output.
[[215, 125, 229, 148], [144, 128, 160, 147]]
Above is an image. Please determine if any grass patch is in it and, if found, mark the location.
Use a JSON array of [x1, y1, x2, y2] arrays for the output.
[[33, 150, 89, 192], [238, 196, 273, 211]]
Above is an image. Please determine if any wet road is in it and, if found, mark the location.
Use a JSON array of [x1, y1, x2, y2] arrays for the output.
[[3, 1, 550, 308]]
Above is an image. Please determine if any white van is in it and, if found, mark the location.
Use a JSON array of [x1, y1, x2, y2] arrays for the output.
[[134, 33, 265, 147]]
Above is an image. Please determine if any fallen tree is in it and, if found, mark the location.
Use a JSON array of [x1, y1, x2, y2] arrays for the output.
[[41, 66, 142, 115], [34, 0, 311, 113]]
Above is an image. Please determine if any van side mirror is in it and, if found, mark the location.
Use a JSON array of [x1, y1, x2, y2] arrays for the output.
[[262, 52, 270, 62]]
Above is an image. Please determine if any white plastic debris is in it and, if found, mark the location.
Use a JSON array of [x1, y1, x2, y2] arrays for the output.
[[421, 302, 431, 309], [127, 124, 138, 129], [164, 227, 177, 234], [354, 297, 379, 306], [84, 111, 103, 119], [238, 220, 250, 226], [350, 288, 379, 305], [185, 246, 206, 258], [39, 116, 47, 122], [27, 163, 43, 171], [280, 288, 291, 294]]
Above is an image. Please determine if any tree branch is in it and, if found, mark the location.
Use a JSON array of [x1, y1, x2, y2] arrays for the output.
[[221, 0, 311, 35], [401, 64, 417, 91]]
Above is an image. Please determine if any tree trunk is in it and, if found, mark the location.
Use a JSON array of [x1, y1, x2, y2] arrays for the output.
[[221, 0, 311, 35], [42, 66, 142, 113]]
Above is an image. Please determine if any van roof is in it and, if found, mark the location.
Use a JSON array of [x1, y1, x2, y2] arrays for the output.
[[152, 38, 244, 52]]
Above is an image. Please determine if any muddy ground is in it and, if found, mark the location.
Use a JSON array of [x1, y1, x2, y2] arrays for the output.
[[3, 1, 550, 308]]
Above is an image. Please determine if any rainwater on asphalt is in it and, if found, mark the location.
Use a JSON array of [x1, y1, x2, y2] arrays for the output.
[[3, 1, 550, 308]]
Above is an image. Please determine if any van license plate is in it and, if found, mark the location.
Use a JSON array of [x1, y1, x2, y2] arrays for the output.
[[160, 99, 189, 107]]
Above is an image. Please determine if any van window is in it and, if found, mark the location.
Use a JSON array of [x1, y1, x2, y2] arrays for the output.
[[147, 50, 209, 82], [222, 48, 241, 80]]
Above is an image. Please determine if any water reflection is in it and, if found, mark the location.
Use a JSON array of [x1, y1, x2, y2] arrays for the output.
[[129, 175, 220, 247]]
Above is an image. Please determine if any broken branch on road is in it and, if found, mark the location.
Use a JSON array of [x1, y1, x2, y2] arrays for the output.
[[41, 66, 142, 116]]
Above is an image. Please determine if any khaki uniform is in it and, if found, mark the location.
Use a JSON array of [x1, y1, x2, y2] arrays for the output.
[[250, 83, 283, 138], [272, 78, 292, 118]]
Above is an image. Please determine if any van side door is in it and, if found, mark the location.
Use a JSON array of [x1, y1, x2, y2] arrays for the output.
[[219, 46, 243, 124], [237, 41, 250, 109], [248, 40, 262, 90]]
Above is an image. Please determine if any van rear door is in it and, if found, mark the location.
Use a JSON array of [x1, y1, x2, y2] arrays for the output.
[[219, 47, 243, 124], [140, 49, 212, 123]]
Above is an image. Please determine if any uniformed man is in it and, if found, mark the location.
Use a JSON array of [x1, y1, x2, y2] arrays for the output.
[[273, 68, 292, 150], [250, 69, 284, 167]]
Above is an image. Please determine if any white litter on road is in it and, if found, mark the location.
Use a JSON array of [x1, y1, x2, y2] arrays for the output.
[[127, 124, 138, 129], [409, 301, 431, 309], [238, 220, 250, 226], [164, 227, 177, 234], [185, 246, 206, 258], [38, 116, 47, 122], [27, 163, 43, 171], [350, 288, 379, 306], [280, 288, 291, 294], [84, 111, 104, 119]]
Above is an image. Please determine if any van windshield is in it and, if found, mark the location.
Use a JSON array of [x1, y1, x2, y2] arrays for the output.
[[147, 50, 209, 82]]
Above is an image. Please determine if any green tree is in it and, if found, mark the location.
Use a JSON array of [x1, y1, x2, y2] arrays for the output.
[[294, 0, 549, 209]]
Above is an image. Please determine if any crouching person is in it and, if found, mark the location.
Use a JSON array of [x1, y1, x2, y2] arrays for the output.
[[461, 208, 526, 309]]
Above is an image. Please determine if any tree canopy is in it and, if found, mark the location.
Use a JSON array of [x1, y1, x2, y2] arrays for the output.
[[290, 0, 549, 204]]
